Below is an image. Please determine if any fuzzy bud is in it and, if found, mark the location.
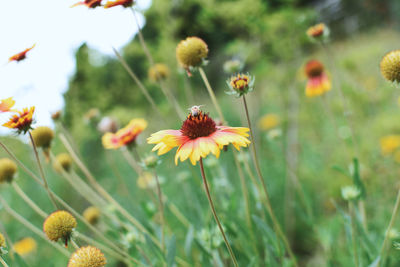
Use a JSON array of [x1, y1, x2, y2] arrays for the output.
[[0, 158, 17, 183]]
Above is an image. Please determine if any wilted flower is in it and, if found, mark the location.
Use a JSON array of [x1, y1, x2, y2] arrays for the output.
[[304, 60, 331, 97], [0, 98, 15, 113], [3, 107, 35, 134], [148, 63, 170, 82], [53, 153, 73, 173], [43, 210, 77, 247], [381, 50, 400, 83], [71, 0, 102, 8], [226, 73, 254, 97], [306, 23, 329, 42], [68, 246, 106, 267], [341, 185, 361, 201], [380, 135, 400, 155], [223, 59, 243, 74], [148, 106, 250, 165], [0, 158, 17, 183], [97, 117, 119, 134], [83, 207, 101, 225], [258, 114, 280, 131], [13, 237, 37, 256], [102, 119, 147, 149], [176, 37, 208, 75], [104, 0, 134, 8], [9, 44, 35, 62]]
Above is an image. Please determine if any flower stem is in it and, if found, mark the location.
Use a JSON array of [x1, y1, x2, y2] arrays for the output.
[[0, 257, 9, 267], [198, 67, 225, 122], [154, 172, 166, 252], [349, 202, 359, 267], [199, 158, 238, 267], [242, 95, 298, 266], [378, 189, 400, 267], [28, 131, 58, 210], [70, 239, 80, 250], [12, 182, 48, 218]]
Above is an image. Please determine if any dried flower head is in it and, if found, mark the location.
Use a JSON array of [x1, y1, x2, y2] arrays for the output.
[[0, 98, 15, 113], [68, 246, 106, 267], [341, 185, 361, 201], [226, 73, 254, 97], [102, 119, 147, 149], [9, 44, 36, 62], [0, 158, 17, 183], [13, 237, 37, 256], [381, 50, 400, 83], [0, 233, 5, 248], [43, 210, 77, 246], [53, 153, 73, 173], [258, 114, 280, 131], [148, 63, 170, 82], [71, 0, 102, 8], [148, 106, 250, 165], [83, 206, 101, 225], [306, 23, 329, 42], [176, 37, 208, 74], [104, 0, 134, 8], [304, 60, 331, 97], [31, 126, 54, 149], [3, 107, 35, 134]]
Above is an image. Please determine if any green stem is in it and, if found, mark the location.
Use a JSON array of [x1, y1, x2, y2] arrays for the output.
[[28, 131, 58, 209], [12, 182, 48, 218], [242, 95, 298, 266], [199, 158, 238, 267], [0, 257, 9, 267], [349, 202, 359, 267]]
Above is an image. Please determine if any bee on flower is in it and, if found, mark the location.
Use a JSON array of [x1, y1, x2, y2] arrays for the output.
[[304, 60, 331, 97], [8, 44, 35, 63], [102, 119, 147, 149], [71, 0, 102, 8], [147, 106, 250, 165], [0, 98, 15, 113], [104, 0, 134, 8], [380, 50, 400, 84], [226, 73, 255, 97], [306, 23, 329, 43], [2, 107, 35, 134]]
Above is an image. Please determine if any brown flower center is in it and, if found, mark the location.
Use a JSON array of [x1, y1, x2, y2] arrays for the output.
[[180, 111, 217, 139], [305, 60, 324, 78]]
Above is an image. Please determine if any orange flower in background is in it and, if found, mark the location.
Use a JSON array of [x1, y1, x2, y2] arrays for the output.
[[71, 0, 102, 8], [102, 119, 147, 149], [148, 106, 250, 165], [304, 60, 331, 97], [9, 44, 35, 62], [3, 107, 35, 134], [0, 98, 15, 113], [104, 0, 134, 8], [307, 23, 327, 38]]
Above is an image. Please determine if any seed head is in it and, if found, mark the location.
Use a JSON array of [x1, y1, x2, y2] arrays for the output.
[[0, 158, 17, 183], [381, 50, 400, 83], [13, 237, 37, 256], [31, 126, 54, 149], [148, 63, 170, 82], [53, 153, 73, 173], [176, 37, 208, 72], [68, 246, 106, 267], [83, 206, 101, 225], [43, 210, 77, 246]]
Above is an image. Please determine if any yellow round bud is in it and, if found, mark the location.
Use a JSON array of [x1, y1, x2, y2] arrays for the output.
[[31, 126, 54, 149], [0, 233, 5, 248], [68, 246, 107, 267], [83, 206, 101, 225], [381, 50, 400, 83], [0, 158, 17, 183], [53, 153, 73, 173], [13, 237, 37, 256], [43, 210, 77, 245], [176, 37, 208, 70], [148, 63, 170, 82]]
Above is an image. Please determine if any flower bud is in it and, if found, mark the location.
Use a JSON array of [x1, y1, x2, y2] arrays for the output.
[[0, 158, 17, 183]]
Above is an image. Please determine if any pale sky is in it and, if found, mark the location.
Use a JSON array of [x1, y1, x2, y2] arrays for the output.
[[0, 0, 151, 133]]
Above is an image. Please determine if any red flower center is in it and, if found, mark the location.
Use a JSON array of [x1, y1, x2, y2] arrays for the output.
[[180, 111, 217, 139], [305, 60, 324, 78]]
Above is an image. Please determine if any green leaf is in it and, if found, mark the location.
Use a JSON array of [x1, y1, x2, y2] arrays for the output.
[[167, 235, 176, 267], [352, 158, 367, 199]]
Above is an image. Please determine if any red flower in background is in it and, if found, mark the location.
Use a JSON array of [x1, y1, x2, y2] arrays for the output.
[[304, 60, 331, 97], [104, 0, 134, 8]]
